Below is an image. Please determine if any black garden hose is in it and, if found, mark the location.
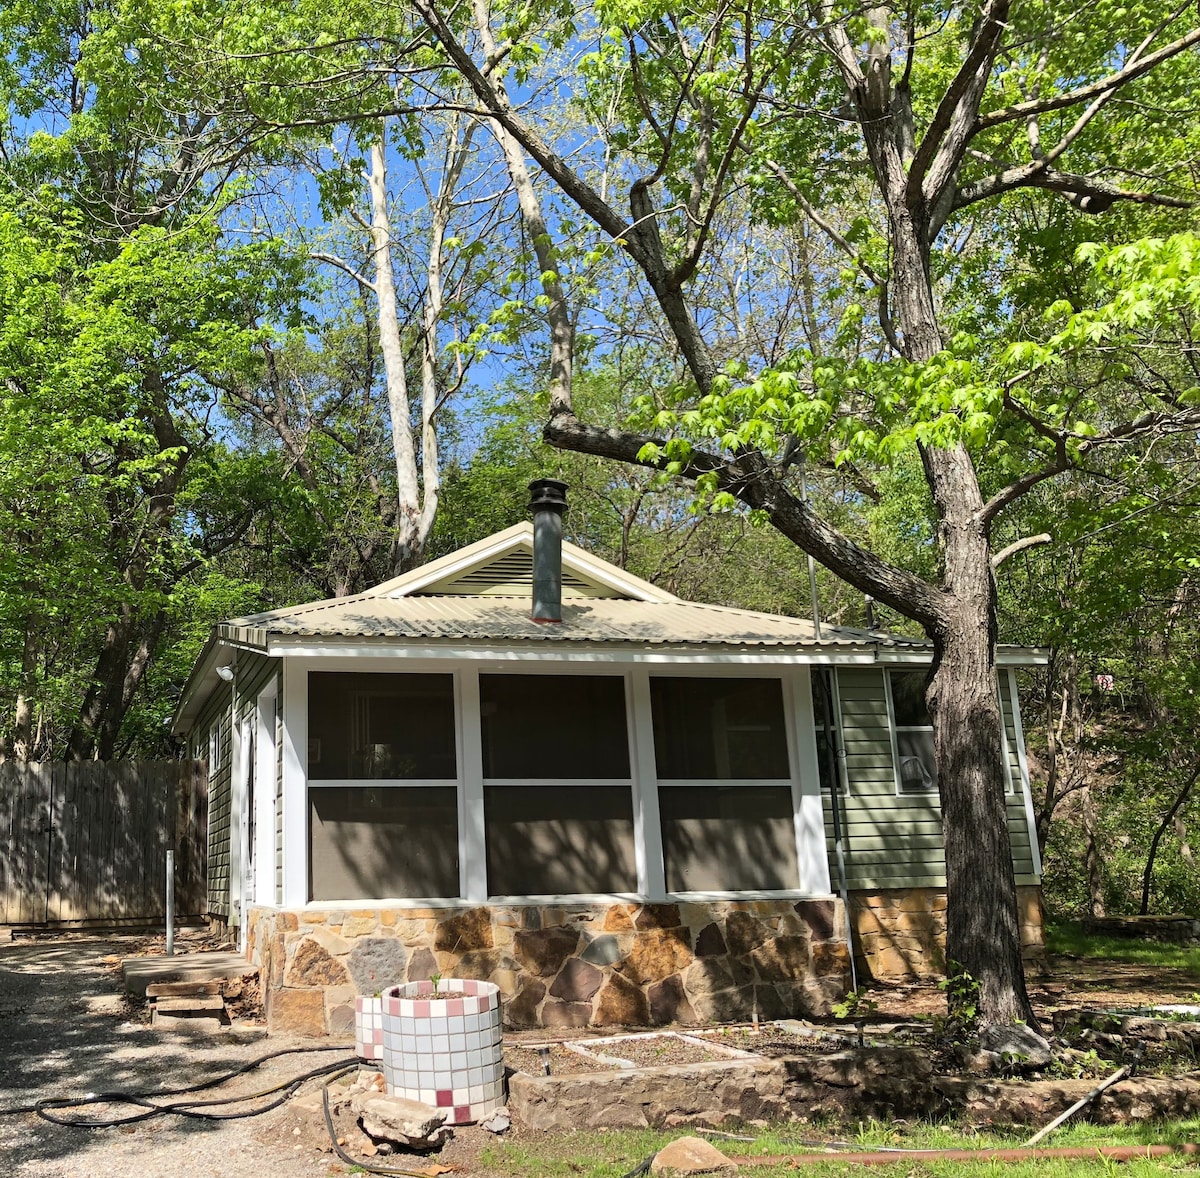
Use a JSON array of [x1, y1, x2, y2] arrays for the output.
[[0, 1044, 356, 1125]]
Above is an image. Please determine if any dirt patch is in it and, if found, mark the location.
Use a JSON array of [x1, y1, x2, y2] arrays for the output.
[[504, 1043, 610, 1075], [690, 1026, 850, 1057], [600, 1035, 731, 1068], [850, 954, 1200, 1028]]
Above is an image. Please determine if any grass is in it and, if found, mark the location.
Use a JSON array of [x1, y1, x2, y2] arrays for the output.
[[478, 1118, 1200, 1176], [1045, 921, 1200, 979]]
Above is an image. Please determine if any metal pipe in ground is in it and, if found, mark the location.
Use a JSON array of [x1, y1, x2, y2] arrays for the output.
[[741, 1144, 1200, 1167], [165, 849, 175, 956]]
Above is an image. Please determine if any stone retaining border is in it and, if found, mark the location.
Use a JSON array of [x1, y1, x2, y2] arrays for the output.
[[506, 1048, 1200, 1131]]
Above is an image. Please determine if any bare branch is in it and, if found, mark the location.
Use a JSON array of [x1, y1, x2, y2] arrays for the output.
[[991, 533, 1053, 569], [311, 250, 375, 290]]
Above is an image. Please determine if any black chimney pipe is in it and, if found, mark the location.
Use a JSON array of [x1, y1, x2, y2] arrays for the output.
[[528, 478, 568, 623]]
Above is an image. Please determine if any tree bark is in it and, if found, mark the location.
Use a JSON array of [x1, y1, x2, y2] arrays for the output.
[[1081, 779, 1105, 918]]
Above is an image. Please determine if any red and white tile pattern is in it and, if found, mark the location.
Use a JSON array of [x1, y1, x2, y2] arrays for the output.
[[355, 995, 385, 1061], [379, 979, 504, 1124]]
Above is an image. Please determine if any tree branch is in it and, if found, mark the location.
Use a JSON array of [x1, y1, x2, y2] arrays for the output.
[[544, 410, 946, 626], [991, 533, 1052, 569], [908, 0, 1010, 209], [976, 24, 1200, 132]]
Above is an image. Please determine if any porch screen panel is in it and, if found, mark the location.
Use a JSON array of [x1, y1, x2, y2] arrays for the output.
[[308, 672, 456, 780], [481, 673, 633, 895], [485, 786, 636, 895], [650, 678, 789, 780], [658, 785, 799, 891], [309, 786, 459, 900], [480, 674, 629, 779]]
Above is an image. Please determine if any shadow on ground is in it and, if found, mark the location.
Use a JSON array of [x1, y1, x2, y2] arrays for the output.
[[0, 936, 344, 1176]]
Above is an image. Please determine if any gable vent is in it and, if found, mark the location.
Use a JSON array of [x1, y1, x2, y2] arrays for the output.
[[416, 550, 620, 598]]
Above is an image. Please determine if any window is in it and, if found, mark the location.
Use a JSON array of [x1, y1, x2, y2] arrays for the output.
[[811, 669, 843, 795], [888, 670, 937, 794], [650, 676, 798, 892], [480, 674, 635, 895], [649, 677, 789, 780], [485, 786, 636, 895], [308, 672, 456, 780], [208, 722, 223, 772], [310, 786, 459, 900]]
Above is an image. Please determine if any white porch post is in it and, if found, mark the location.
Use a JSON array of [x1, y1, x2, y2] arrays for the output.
[[281, 658, 309, 908], [459, 668, 487, 901], [629, 668, 666, 898], [788, 667, 832, 894], [255, 681, 278, 907], [229, 681, 244, 928]]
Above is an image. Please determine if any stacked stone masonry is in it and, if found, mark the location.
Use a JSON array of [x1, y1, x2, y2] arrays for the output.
[[247, 899, 852, 1038], [850, 885, 1046, 981]]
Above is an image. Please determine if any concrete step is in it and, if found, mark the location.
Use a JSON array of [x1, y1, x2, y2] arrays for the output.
[[153, 995, 227, 1015], [145, 980, 224, 999], [122, 951, 252, 997]]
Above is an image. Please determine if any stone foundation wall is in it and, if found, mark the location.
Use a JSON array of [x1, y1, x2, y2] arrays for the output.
[[247, 898, 851, 1038], [850, 884, 1046, 981]]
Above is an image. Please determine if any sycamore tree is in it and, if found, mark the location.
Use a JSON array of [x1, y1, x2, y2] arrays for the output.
[[366, 0, 1200, 1029]]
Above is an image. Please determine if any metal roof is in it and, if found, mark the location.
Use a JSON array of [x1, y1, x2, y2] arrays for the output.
[[219, 594, 927, 651]]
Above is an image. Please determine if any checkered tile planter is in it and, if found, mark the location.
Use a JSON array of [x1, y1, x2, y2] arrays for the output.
[[355, 995, 385, 1061], [379, 979, 504, 1125]]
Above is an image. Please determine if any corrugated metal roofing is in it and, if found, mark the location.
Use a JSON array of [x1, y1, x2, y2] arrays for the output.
[[219, 594, 927, 650]]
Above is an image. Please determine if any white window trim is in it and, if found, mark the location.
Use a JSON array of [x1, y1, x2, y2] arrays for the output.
[[884, 669, 939, 797], [290, 658, 836, 905], [1008, 667, 1044, 877]]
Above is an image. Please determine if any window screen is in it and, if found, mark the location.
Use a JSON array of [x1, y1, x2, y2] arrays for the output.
[[889, 671, 937, 793], [308, 673, 456, 780], [485, 785, 636, 895], [650, 677, 790, 780], [479, 674, 630, 779], [309, 786, 459, 900], [658, 785, 799, 891]]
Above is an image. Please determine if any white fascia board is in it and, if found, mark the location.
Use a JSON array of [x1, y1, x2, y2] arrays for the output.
[[266, 638, 884, 665], [996, 647, 1051, 666], [873, 646, 1050, 667]]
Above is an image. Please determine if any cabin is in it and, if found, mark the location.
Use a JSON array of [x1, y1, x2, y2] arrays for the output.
[[173, 480, 1046, 1037]]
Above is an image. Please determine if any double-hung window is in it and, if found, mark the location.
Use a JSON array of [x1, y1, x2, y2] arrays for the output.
[[887, 670, 938, 794]]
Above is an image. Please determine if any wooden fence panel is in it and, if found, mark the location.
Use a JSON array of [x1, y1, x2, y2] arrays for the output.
[[0, 760, 208, 927]]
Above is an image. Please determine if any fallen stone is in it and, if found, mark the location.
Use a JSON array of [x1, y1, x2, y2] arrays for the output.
[[480, 1109, 511, 1133], [960, 1048, 1003, 1076], [980, 1024, 1053, 1069], [353, 1093, 450, 1148], [651, 1135, 736, 1174]]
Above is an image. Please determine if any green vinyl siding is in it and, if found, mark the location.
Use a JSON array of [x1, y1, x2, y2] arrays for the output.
[[822, 666, 1040, 890], [194, 685, 233, 918]]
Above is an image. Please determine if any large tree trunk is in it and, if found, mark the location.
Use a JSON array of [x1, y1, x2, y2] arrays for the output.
[[891, 209, 1037, 1027], [929, 590, 1037, 1026]]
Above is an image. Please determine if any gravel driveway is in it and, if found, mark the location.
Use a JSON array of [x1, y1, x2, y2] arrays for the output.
[[0, 935, 357, 1177]]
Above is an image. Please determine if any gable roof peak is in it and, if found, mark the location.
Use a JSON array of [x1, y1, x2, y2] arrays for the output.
[[362, 522, 679, 603]]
